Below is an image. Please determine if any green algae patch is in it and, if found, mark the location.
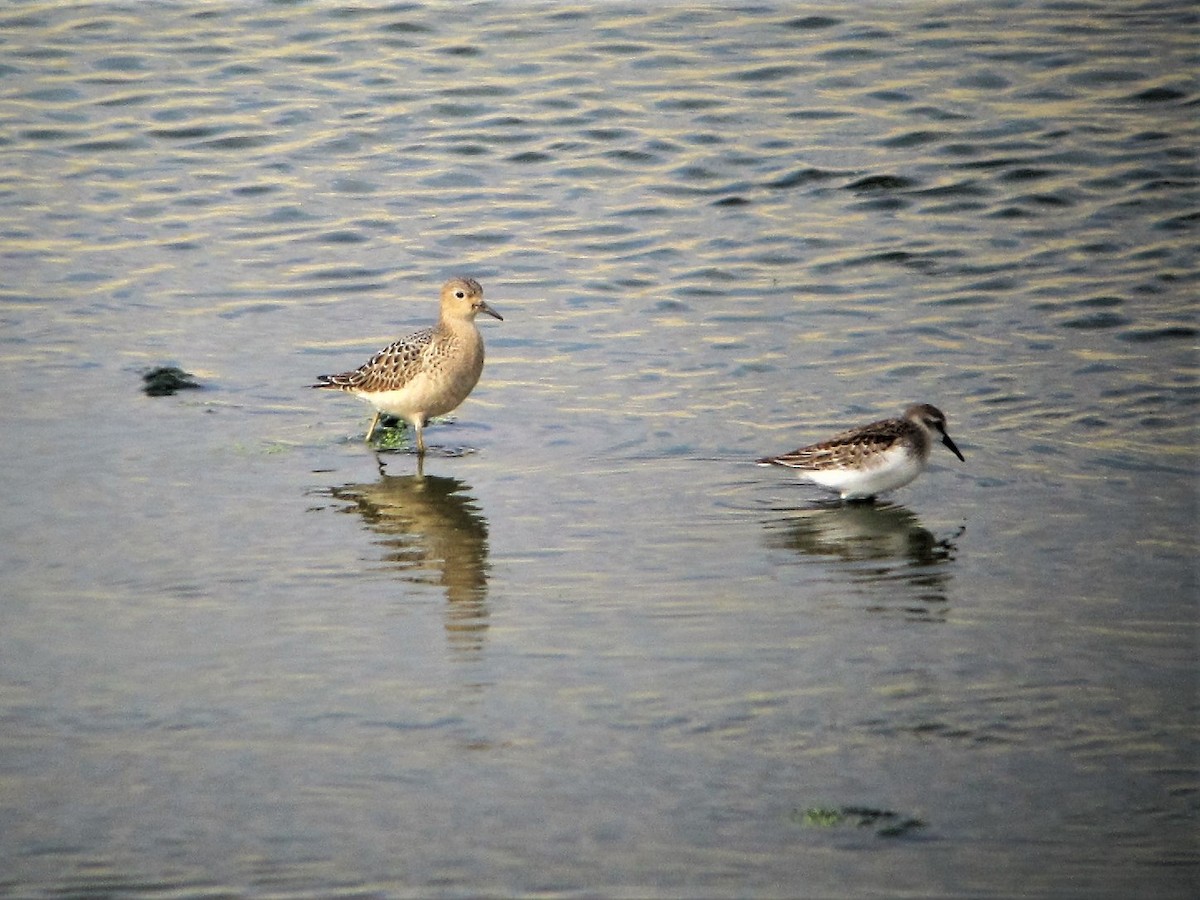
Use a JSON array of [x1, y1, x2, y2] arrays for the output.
[[795, 806, 926, 838]]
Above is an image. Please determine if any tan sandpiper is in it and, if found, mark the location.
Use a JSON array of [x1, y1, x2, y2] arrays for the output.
[[312, 277, 502, 454]]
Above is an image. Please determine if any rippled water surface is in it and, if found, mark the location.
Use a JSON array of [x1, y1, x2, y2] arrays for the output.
[[1, 1, 1197, 896]]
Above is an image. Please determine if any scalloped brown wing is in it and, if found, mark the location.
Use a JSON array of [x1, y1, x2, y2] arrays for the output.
[[313, 327, 436, 392], [764, 418, 908, 470]]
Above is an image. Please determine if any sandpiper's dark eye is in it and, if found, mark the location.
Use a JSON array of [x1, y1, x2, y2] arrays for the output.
[[455, 290, 465, 299]]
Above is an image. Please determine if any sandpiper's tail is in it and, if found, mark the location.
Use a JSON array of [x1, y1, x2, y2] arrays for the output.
[[311, 373, 353, 390]]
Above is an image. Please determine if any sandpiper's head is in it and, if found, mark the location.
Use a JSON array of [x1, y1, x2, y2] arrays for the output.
[[905, 403, 965, 462], [441, 276, 503, 322]]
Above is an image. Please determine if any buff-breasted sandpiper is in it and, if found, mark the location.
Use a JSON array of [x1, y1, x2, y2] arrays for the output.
[[312, 277, 503, 454]]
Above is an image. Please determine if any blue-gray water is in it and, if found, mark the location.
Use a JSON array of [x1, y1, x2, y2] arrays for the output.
[[1, 2, 1197, 896]]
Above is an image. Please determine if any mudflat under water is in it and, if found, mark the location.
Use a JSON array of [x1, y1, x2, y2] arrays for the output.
[[1, 2, 1197, 896]]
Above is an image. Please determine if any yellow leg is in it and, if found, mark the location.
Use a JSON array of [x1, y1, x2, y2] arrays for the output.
[[414, 420, 426, 456], [365, 411, 381, 443]]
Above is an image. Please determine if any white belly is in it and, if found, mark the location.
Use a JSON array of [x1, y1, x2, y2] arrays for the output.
[[804, 448, 925, 500]]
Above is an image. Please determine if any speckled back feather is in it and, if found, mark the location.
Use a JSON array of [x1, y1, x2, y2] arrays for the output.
[[765, 417, 915, 470], [313, 327, 437, 393]]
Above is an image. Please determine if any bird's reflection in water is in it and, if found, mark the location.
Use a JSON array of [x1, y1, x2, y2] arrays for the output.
[[763, 501, 961, 621], [327, 462, 490, 655]]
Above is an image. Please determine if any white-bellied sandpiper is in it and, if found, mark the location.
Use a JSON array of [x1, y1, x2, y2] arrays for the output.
[[312, 277, 502, 454], [758, 403, 965, 501]]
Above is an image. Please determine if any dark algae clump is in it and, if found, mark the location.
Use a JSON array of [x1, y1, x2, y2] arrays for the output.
[[142, 366, 202, 397]]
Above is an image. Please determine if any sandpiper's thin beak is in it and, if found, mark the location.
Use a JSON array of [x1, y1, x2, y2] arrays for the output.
[[477, 300, 503, 321], [941, 431, 965, 462]]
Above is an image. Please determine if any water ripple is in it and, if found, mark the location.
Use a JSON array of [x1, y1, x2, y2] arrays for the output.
[[0, 1, 1197, 891]]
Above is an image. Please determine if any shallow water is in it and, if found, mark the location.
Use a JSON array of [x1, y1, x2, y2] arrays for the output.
[[1, 1, 1197, 896]]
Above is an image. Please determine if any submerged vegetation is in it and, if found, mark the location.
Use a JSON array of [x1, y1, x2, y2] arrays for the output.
[[795, 806, 926, 838], [373, 415, 409, 451], [368, 417, 474, 457]]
